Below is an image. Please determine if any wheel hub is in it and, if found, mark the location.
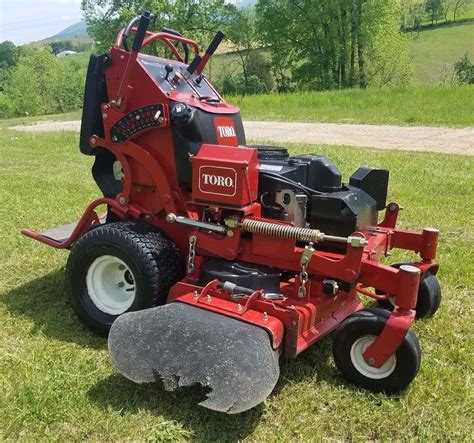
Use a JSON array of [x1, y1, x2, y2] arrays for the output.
[[86, 255, 136, 315], [350, 335, 397, 379]]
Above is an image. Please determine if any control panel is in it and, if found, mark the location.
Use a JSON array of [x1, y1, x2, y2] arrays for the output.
[[138, 54, 219, 99], [110, 104, 164, 143]]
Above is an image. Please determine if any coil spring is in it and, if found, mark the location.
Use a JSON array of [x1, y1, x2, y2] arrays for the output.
[[240, 219, 323, 243]]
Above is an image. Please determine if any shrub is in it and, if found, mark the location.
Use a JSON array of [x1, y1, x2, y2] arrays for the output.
[[453, 53, 474, 85]]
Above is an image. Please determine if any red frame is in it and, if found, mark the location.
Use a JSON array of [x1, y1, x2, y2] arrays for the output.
[[23, 27, 440, 369]]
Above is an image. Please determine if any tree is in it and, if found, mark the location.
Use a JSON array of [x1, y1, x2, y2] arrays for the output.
[[81, 0, 237, 54], [0, 41, 17, 70], [4, 47, 84, 117], [255, 0, 411, 91], [452, 0, 473, 21], [50, 40, 74, 55], [223, 6, 272, 94], [425, 0, 444, 24]]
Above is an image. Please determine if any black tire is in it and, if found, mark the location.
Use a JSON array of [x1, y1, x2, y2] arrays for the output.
[[378, 269, 441, 319], [66, 221, 184, 335], [332, 310, 421, 394]]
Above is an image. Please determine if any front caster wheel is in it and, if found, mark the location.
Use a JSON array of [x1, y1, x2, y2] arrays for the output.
[[378, 271, 441, 319], [332, 309, 421, 394], [66, 221, 184, 336]]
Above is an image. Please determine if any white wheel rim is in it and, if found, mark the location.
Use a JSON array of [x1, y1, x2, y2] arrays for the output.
[[86, 255, 136, 315], [350, 335, 397, 379]]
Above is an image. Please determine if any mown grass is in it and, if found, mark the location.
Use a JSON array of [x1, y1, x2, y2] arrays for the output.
[[411, 21, 474, 85], [0, 129, 473, 440], [227, 85, 474, 126]]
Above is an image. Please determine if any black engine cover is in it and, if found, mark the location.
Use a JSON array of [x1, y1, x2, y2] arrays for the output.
[[257, 148, 388, 237], [310, 186, 377, 237]]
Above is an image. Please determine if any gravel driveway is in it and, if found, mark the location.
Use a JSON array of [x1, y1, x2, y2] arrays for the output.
[[9, 119, 474, 155]]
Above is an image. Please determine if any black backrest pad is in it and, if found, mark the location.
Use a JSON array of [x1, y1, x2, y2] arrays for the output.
[[80, 54, 109, 155]]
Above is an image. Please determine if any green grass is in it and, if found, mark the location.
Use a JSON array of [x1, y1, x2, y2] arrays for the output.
[[227, 85, 474, 126], [411, 21, 474, 85], [3, 86, 472, 128], [1, 130, 473, 440], [58, 51, 91, 71]]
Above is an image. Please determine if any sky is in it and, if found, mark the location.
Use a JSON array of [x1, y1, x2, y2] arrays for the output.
[[0, 0, 83, 45]]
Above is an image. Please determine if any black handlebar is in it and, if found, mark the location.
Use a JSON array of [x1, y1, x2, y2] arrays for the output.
[[205, 31, 225, 56], [160, 27, 189, 63], [132, 11, 151, 52]]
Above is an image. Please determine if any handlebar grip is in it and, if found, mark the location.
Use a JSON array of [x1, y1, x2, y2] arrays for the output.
[[205, 31, 225, 56], [132, 11, 151, 52], [186, 55, 202, 76], [160, 27, 183, 37]]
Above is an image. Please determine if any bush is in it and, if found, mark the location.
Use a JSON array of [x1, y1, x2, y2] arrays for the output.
[[215, 73, 266, 96], [0, 93, 13, 119], [453, 53, 474, 85], [246, 51, 273, 92]]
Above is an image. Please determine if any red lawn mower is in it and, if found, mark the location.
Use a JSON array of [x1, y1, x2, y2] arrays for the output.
[[23, 12, 441, 413]]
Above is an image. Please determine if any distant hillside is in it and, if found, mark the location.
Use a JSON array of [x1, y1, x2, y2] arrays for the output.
[[42, 21, 91, 43], [411, 21, 474, 84]]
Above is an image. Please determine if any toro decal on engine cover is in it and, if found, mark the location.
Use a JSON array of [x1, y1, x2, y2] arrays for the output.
[[199, 166, 237, 197], [214, 117, 238, 146]]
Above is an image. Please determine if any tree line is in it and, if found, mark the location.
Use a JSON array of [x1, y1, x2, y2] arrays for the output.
[[401, 0, 472, 31], [0, 0, 472, 118]]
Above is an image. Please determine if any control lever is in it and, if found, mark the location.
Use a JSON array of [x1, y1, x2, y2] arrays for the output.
[[173, 55, 202, 83], [132, 11, 151, 52], [164, 64, 174, 81], [182, 55, 202, 80], [196, 31, 225, 74]]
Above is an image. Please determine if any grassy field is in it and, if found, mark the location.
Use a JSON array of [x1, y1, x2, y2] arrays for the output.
[[411, 21, 474, 84], [3, 86, 473, 128], [228, 85, 474, 126], [0, 129, 473, 440]]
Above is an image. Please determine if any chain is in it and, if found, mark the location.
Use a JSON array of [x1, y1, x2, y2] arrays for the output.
[[298, 242, 314, 298], [187, 235, 197, 274]]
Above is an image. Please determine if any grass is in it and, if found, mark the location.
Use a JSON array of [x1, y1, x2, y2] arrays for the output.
[[58, 51, 91, 71], [2, 86, 473, 128], [411, 21, 474, 85], [0, 129, 473, 440], [227, 85, 474, 126]]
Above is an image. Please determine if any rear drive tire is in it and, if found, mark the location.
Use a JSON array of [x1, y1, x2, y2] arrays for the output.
[[332, 310, 421, 394], [67, 221, 184, 335]]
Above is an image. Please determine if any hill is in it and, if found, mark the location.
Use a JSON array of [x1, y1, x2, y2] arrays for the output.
[[411, 21, 474, 84], [42, 21, 91, 43]]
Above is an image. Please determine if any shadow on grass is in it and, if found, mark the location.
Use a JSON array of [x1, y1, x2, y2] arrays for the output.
[[2, 269, 105, 349], [88, 375, 264, 441], [86, 341, 338, 440]]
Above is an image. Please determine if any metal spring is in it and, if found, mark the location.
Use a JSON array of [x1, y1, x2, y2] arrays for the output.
[[240, 219, 323, 243]]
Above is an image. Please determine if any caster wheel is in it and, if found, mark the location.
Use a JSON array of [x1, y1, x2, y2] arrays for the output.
[[333, 309, 421, 394], [67, 221, 184, 335], [378, 265, 441, 319]]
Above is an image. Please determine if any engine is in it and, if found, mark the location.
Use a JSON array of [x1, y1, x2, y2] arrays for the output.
[[191, 140, 389, 238]]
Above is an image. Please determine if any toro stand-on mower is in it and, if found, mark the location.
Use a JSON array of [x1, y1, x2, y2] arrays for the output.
[[23, 12, 441, 413]]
